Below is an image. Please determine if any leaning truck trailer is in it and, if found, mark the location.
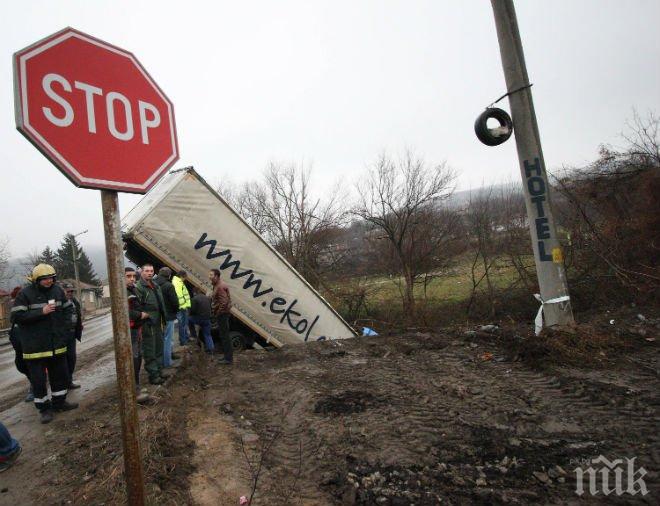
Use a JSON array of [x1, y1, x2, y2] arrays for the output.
[[121, 167, 357, 349]]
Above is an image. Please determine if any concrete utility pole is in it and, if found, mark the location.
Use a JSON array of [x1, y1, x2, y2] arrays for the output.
[[71, 229, 88, 314], [490, 0, 575, 330]]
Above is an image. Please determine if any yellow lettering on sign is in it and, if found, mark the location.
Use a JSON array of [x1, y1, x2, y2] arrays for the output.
[[552, 247, 563, 263]]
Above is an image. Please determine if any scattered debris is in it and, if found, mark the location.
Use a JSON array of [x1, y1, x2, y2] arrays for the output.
[[533, 471, 550, 484]]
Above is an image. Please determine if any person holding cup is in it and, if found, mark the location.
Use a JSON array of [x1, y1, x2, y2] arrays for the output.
[[10, 264, 78, 424]]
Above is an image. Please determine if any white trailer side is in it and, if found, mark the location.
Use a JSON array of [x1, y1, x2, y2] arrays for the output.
[[121, 168, 356, 347]]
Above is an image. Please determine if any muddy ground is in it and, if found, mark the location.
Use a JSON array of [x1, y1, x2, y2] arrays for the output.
[[0, 307, 658, 505]]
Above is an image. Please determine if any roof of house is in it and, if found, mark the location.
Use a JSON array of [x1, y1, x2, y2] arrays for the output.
[[58, 279, 101, 291]]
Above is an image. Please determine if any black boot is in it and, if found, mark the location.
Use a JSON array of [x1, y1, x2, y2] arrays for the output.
[[40, 410, 54, 424], [53, 400, 79, 412]]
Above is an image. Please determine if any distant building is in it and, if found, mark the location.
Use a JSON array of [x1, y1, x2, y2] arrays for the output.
[[101, 281, 110, 299], [59, 279, 102, 313]]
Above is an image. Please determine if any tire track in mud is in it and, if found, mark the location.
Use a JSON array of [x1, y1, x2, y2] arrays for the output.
[[220, 361, 331, 505], [371, 339, 657, 501], [207, 334, 659, 504], [485, 358, 660, 469]]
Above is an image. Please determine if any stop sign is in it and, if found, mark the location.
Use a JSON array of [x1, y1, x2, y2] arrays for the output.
[[13, 27, 178, 193]]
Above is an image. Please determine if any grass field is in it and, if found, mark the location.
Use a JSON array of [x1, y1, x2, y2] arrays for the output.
[[326, 255, 538, 326], [361, 256, 534, 303]]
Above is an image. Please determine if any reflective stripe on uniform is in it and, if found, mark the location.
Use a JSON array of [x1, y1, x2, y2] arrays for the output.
[[34, 395, 51, 403], [23, 350, 54, 359], [23, 345, 67, 358], [28, 301, 64, 309], [51, 389, 67, 397], [10, 305, 28, 312], [62, 301, 73, 308]]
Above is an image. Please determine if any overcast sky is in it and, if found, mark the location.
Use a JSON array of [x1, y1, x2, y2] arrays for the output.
[[2, 0, 659, 261]]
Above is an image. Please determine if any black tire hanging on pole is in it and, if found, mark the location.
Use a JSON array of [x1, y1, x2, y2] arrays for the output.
[[474, 107, 513, 146]]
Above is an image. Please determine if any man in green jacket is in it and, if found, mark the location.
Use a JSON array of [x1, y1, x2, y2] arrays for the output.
[[172, 270, 191, 346], [135, 264, 167, 385]]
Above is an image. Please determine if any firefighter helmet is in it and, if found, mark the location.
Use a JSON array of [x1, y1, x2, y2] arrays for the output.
[[31, 263, 57, 282]]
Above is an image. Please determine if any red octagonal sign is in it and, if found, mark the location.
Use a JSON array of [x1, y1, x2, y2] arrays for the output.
[[14, 27, 178, 193]]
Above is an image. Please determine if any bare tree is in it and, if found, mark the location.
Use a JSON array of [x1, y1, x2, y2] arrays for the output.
[[353, 150, 457, 319], [496, 183, 536, 290], [623, 109, 660, 168], [219, 162, 347, 288], [217, 179, 271, 236], [0, 238, 12, 287], [463, 183, 533, 318], [464, 187, 499, 318], [550, 113, 660, 296], [20, 248, 43, 278]]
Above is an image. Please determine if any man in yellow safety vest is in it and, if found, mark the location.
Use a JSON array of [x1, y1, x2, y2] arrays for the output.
[[172, 270, 192, 345]]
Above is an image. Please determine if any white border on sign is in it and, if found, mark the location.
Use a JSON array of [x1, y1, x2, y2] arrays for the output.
[[16, 29, 178, 192]]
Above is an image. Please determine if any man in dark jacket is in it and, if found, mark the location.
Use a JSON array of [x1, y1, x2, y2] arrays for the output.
[[209, 269, 233, 365], [10, 264, 78, 424], [135, 264, 167, 385], [189, 287, 214, 353], [125, 267, 150, 403], [153, 267, 180, 368], [61, 282, 82, 390]]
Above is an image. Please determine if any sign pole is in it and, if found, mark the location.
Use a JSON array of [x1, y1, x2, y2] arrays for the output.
[[101, 190, 146, 505], [70, 237, 82, 314], [490, 0, 575, 329]]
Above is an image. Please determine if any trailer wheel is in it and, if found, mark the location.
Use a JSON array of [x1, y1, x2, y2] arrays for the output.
[[229, 331, 246, 350], [474, 107, 513, 146]]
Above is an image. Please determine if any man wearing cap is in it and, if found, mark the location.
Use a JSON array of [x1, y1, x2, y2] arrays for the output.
[[61, 282, 83, 390], [10, 264, 78, 424]]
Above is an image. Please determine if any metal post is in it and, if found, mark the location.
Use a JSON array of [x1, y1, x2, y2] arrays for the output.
[[490, 0, 575, 329], [70, 229, 88, 316], [70, 238, 82, 310], [100, 190, 146, 505]]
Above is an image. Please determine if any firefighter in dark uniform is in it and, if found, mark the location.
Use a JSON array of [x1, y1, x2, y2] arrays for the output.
[[10, 264, 79, 424]]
